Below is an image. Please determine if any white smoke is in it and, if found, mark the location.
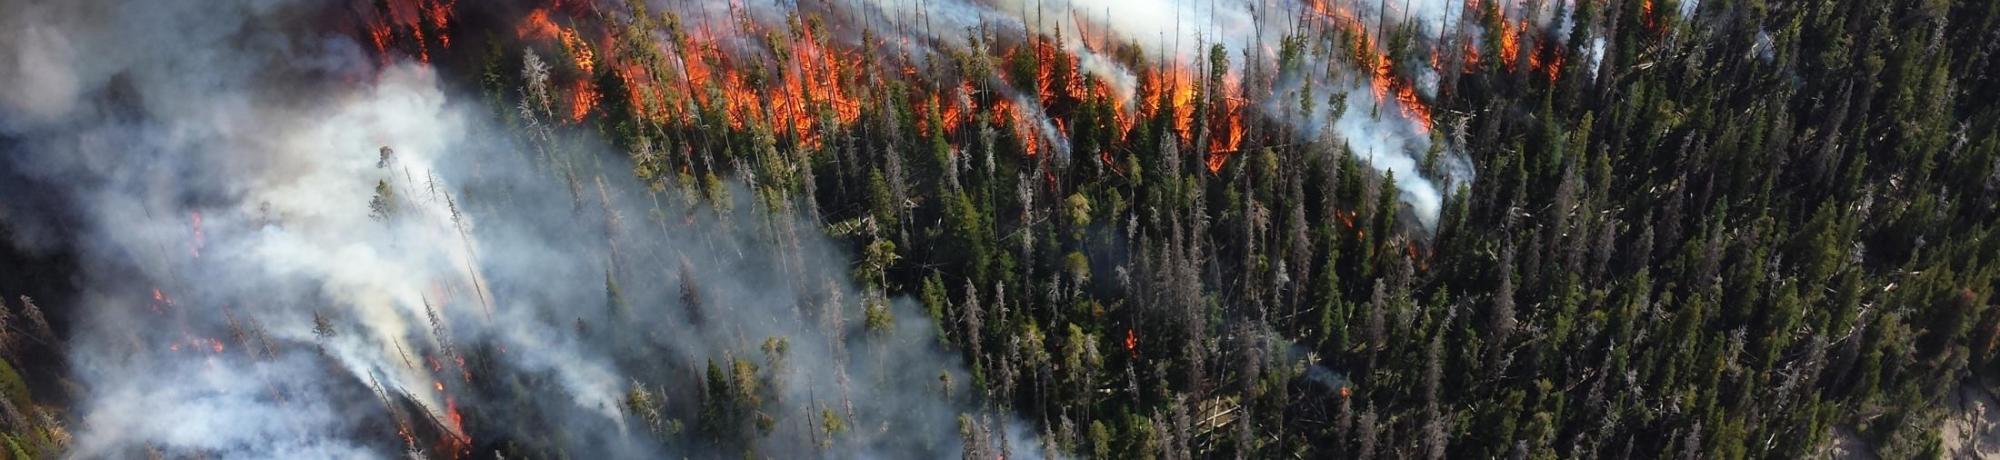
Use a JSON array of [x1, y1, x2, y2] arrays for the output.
[[0, 0, 1042, 458]]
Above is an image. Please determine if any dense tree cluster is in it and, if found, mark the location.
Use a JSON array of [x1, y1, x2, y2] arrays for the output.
[[443, 0, 2000, 457]]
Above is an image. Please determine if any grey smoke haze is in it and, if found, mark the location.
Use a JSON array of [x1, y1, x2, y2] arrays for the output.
[[0, 0, 1039, 458]]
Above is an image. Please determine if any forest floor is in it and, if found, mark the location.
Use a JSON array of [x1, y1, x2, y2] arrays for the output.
[[1942, 382, 2000, 458]]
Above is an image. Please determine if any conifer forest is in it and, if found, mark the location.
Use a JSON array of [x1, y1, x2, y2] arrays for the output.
[[0, 0, 1998, 458]]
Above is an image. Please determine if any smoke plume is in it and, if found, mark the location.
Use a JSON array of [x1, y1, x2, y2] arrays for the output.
[[0, 0, 1039, 457]]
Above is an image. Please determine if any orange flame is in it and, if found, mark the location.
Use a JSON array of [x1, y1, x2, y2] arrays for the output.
[[445, 395, 465, 435], [1395, 83, 1433, 134], [1526, 44, 1565, 83], [1207, 72, 1245, 173], [650, 19, 862, 148], [1033, 40, 1059, 105], [1009, 102, 1040, 157], [1371, 55, 1393, 112], [1642, 0, 1657, 30], [1169, 69, 1197, 144], [363, 0, 455, 64], [990, 97, 1014, 126], [1498, 20, 1523, 71], [1098, 80, 1134, 142], [940, 86, 966, 135], [562, 29, 594, 75], [568, 79, 599, 123], [517, 9, 561, 40], [367, 20, 393, 59]]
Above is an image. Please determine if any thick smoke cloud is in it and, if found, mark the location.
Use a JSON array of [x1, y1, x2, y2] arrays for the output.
[[0, 0, 1037, 458]]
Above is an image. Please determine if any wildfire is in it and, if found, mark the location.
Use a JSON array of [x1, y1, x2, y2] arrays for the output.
[[445, 395, 465, 435], [1498, 20, 1524, 71], [1007, 102, 1040, 157], [1099, 82, 1135, 142], [940, 87, 966, 135], [626, 18, 865, 148], [1545, 51, 1564, 82], [1033, 40, 1059, 105], [515, 7, 602, 124], [1395, 83, 1434, 133], [1528, 45, 1565, 83], [436, 395, 471, 458], [1207, 72, 1245, 173], [1139, 69, 1162, 118], [361, 0, 457, 64], [149, 287, 176, 313], [614, 62, 658, 122], [367, 21, 393, 60], [1307, 0, 1361, 24], [1169, 70, 1197, 144], [568, 79, 599, 122], [426, 1, 453, 47], [562, 29, 594, 75], [1308, 0, 1434, 135], [1124, 328, 1138, 357], [516, 9, 561, 40], [1371, 55, 1393, 111], [1642, 0, 1657, 30], [486, 0, 1468, 171]]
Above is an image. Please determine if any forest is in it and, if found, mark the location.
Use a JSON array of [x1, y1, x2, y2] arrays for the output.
[[0, 0, 1996, 458]]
